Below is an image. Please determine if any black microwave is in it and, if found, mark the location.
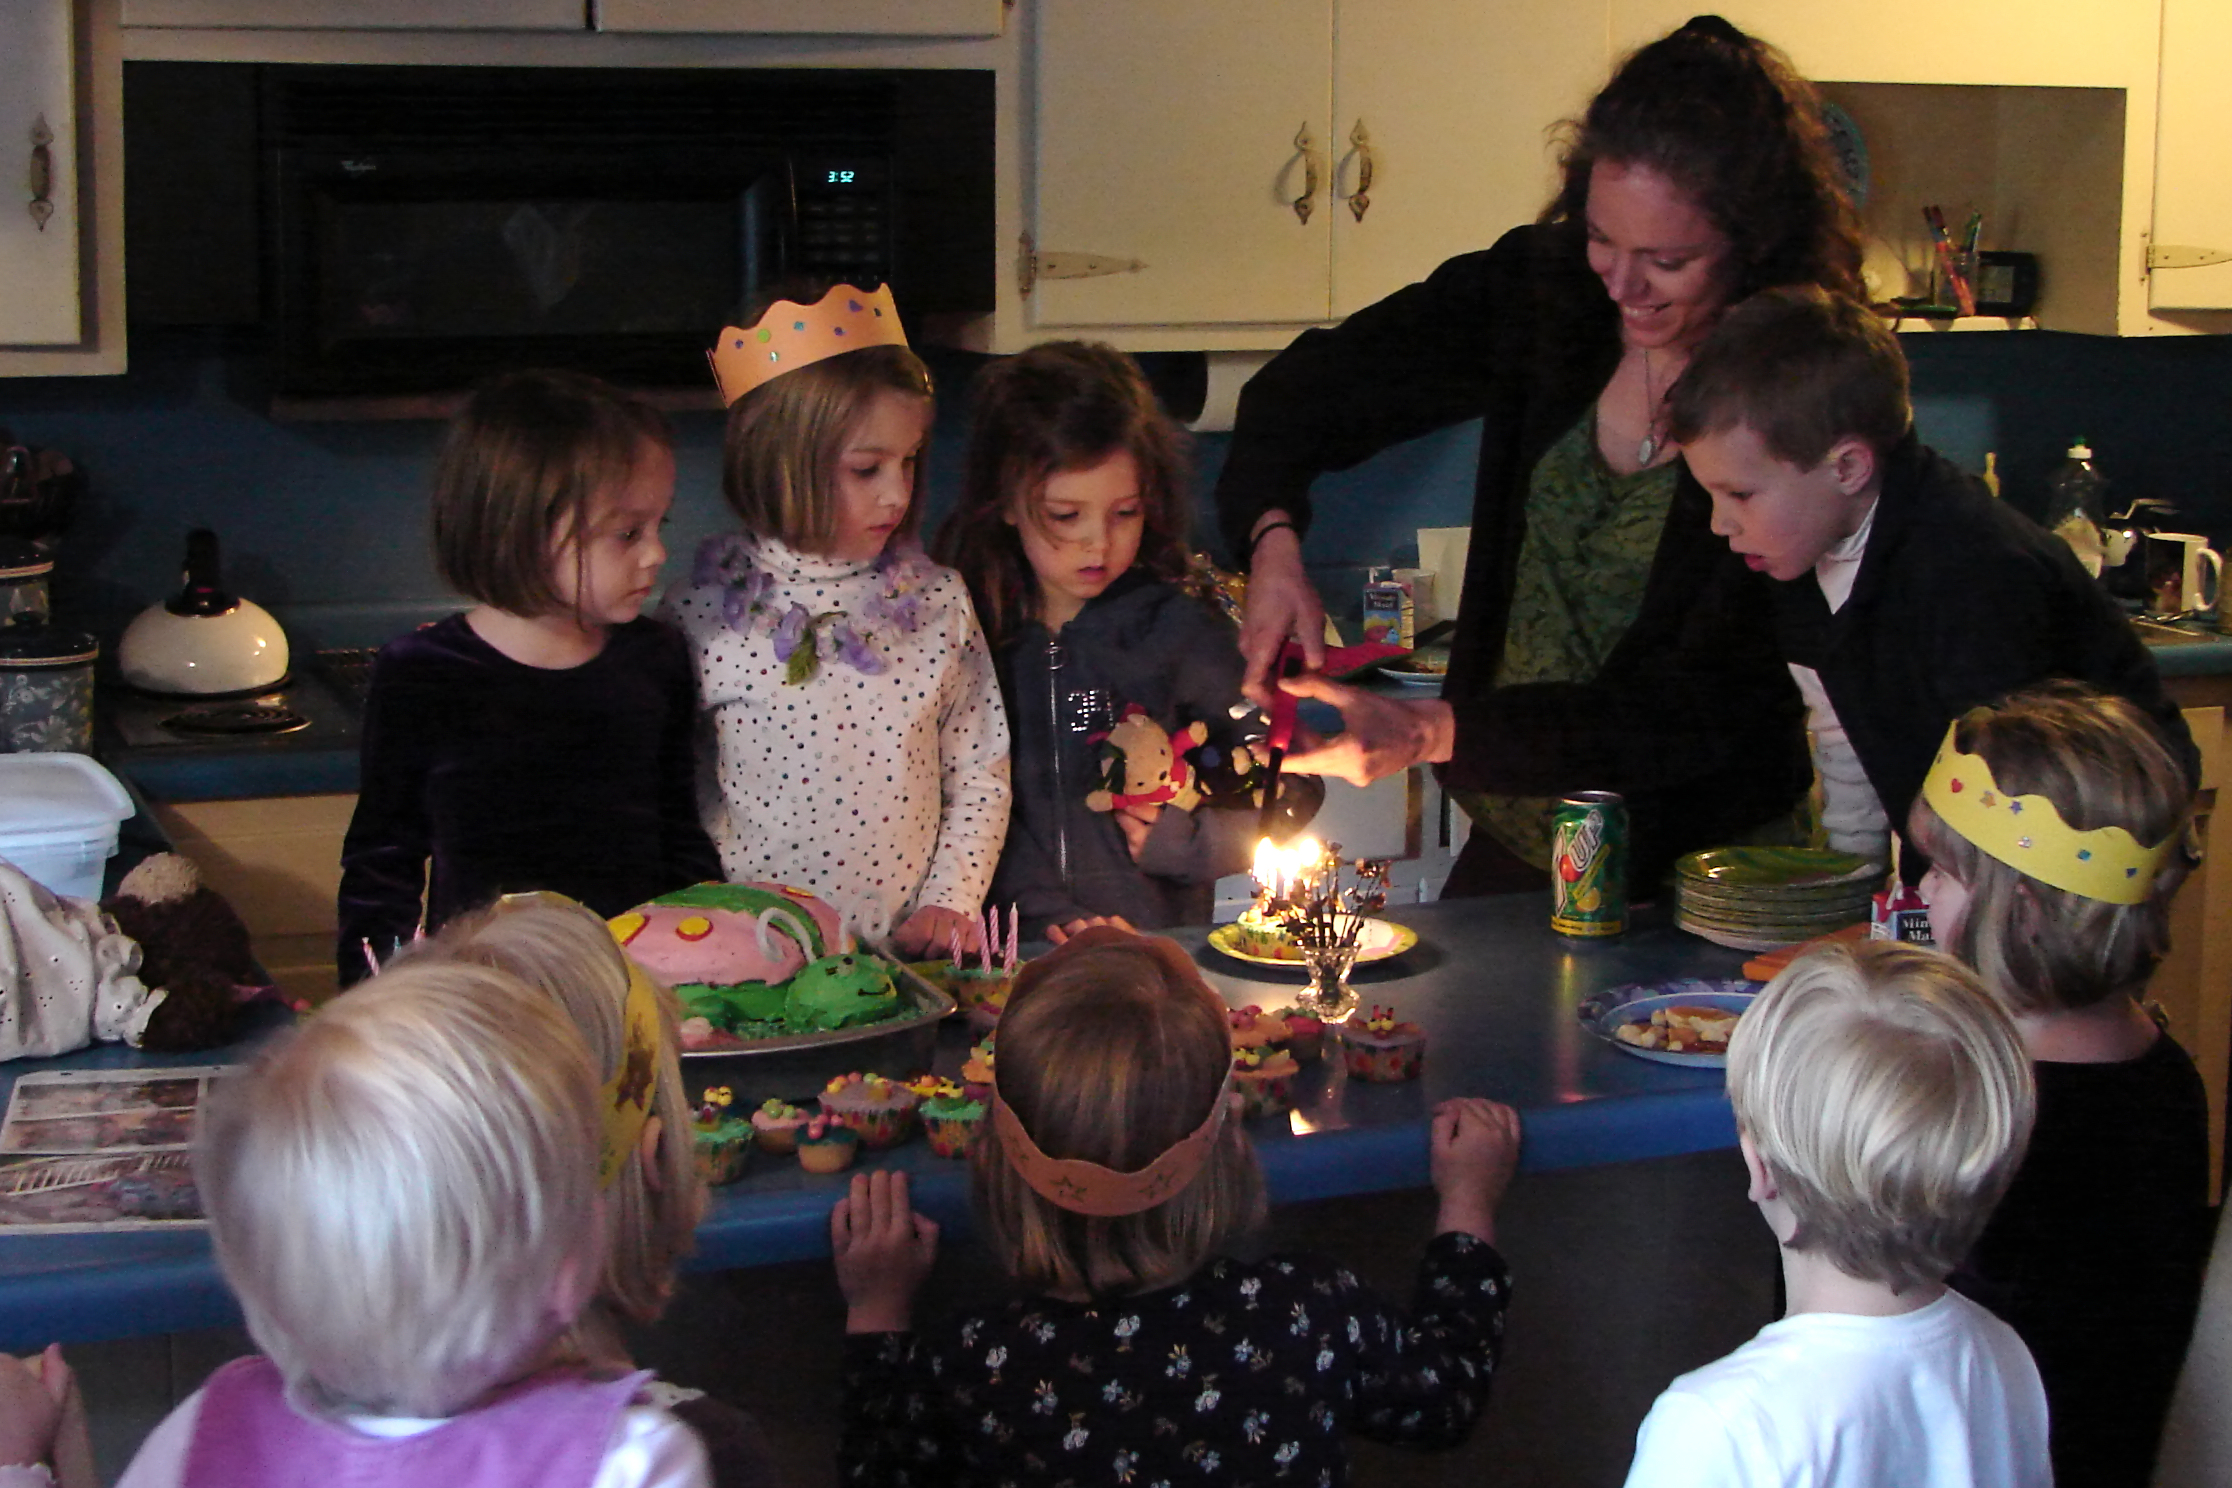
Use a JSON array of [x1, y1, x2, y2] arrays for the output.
[[257, 64, 992, 398]]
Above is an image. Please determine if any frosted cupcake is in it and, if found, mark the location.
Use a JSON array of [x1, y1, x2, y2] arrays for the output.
[[1231, 1046, 1302, 1118], [1228, 907, 1299, 960], [749, 1098, 810, 1156], [797, 1115, 861, 1175], [1227, 1004, 1292, 1055], [818, 1072, 922, 1150], [917, 1079, 987, 1158], [690, 1087, 753, 1187], [960, 1034, 997, 1106], [1337, 1004, 1426, 1082], [1270, 1005, 1326, 1062]]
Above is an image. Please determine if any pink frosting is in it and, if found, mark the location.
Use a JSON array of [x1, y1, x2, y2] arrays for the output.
[[613, 881, 848, 985]]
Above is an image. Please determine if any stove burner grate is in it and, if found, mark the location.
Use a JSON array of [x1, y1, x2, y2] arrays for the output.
[[161, 701, 311, 737]]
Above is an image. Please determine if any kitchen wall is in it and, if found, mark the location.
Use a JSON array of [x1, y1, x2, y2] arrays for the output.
[[4, 324, 2230, 647]]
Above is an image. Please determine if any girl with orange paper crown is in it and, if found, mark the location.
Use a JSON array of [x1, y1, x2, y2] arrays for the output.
[[1906, 684, 2209, 1488], [829, 926, 1521, 1486], [664, 285, 1010, 958], [935, 342, 1320, 940], [338, 371, 721, 986]]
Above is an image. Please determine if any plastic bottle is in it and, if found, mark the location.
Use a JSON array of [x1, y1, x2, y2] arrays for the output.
[[2046, 439, 2109, 577]]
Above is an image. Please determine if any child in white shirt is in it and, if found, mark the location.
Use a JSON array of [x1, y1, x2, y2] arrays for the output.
[[1624, 940, 2048, 1488]]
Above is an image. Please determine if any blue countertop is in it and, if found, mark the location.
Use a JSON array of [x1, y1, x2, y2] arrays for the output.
[[0, 896, 1752, 1349]]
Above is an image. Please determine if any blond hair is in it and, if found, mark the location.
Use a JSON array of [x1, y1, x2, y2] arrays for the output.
[[198, 961, 602, 1417], [974, 940, 1263, 1296], [722, 345, 933, 553], [431, 369, 670, 618], [1905, 684, 2196, 1014], [1729, 940, 2034, 1293], [420, 896, 701, 1322]]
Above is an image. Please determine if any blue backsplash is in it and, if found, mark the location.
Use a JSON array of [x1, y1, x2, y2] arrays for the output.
[[4, 326, 2230, 648]]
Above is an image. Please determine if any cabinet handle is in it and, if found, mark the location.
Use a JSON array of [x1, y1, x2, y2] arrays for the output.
[[26, 114, 54, 232], [1291, 123, 1322, 226], [1340, 119, 1375, 223]]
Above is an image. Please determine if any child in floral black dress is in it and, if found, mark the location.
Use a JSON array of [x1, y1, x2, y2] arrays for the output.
[[831, 926, 1520, 1486]]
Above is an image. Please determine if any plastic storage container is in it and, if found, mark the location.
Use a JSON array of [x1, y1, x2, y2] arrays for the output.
[[0, 753, 133, 902]]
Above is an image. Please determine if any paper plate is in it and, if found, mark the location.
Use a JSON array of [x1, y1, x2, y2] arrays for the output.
[[1676, 846, 1881, 891], [1576, 980, 1757, 1068], [1208, 918, 1419, 968]]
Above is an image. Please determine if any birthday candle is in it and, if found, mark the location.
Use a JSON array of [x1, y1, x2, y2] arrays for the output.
[[949, 923, 962, 967]]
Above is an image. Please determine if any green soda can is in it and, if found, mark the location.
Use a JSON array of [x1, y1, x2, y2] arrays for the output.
[[1550, 791, 1627, 937]]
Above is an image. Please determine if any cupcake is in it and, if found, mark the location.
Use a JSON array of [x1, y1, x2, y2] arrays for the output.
[[1229, 907, 1298, 960], [917, 1079, 987, 1158], [1337, 1004, 1426, 1083], [1231, 1046, 1301, 1118], [749, 1098, 810, 1156], [1227, 1004, 1292, 1055], [690, 1087, 753, 1187], [1270, 1005, 1326, 1062], [819, 1072, 922, 1150], [797, 1115, 861, 1174], [960, 1034, 997, 1106]]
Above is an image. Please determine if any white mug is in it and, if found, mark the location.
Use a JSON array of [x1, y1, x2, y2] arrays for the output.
[[2145, 532, 2222, 614]]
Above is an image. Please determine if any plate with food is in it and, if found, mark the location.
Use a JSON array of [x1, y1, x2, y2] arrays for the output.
[[1378, 649, 1451, 686], [1208, 914, 1419, 968], [1575, 979, 1756, 1068]]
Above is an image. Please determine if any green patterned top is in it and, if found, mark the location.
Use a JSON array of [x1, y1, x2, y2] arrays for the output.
[[1459, 409, 1678, 870]]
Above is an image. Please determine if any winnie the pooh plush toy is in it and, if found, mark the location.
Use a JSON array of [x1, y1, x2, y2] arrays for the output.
[[1085, 707, 1208, 814]]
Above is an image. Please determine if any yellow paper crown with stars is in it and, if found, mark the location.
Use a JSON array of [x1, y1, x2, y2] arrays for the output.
[[1920, 719, 2177, 905], [708, 282, 908, 405]]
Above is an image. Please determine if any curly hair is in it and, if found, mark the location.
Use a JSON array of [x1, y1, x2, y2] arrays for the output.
[[1543, 14, 1865, 303]]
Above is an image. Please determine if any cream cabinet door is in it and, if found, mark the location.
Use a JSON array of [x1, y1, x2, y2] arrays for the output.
[[1029, 0, 1334, 329], [0, 0, 81, 348], [594, 0, 1003, 35], [1329, 3, 1607, 317], [2150, 0, 2232, 312], [122, 0, 583, 27]]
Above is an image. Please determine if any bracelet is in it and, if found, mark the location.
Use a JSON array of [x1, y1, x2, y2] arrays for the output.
[[1249, 519, 1300, 553]]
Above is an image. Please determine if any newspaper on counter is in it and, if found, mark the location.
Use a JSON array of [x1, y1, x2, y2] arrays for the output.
[[0, 1067, 232, 1232]]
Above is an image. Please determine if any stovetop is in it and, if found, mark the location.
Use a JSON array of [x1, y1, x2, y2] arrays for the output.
[[101, 648, 374, 755]]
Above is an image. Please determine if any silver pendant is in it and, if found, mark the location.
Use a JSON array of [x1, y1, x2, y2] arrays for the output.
[[1636, 431, 1659, 467]]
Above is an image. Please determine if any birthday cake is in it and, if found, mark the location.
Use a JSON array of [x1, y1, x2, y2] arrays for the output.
[[609, 883, 904, 1050]]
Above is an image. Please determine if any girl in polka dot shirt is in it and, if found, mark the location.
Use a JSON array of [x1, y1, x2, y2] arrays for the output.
[[663, 287, 1010, 956]]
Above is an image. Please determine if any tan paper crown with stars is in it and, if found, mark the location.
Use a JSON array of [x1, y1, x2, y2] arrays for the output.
[[1920, 720, 2177, 905], [708, 283, 908, 405]]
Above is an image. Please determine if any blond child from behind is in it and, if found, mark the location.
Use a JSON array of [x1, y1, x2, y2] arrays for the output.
[[1623, 940, 2044, 1488], [117, 960, 710, 1488], [665, 284, 1009, 957], [832, 926, 1519, 1487], [1907, 685, 2208, 1488], [428, 893, 779, 1488]]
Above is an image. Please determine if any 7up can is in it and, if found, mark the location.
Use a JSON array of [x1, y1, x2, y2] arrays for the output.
[[1550, 791, 1627, 937]]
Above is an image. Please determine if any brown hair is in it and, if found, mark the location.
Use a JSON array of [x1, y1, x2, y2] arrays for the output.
[[1664, 285, 1912, 466], [935, 341, 1194, 649], [721, 344, 935, 552], [1730, 940, 2033, 1293], [431, 369, 670, 618], [1544, 15, 1866, 305], [1905, 683, 2196, 1015], [973, 935, 1264, 1297]]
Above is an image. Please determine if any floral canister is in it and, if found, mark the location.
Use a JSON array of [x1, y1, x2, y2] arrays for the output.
[[0, 540, 52, 623], [0, 618, 97, 753]]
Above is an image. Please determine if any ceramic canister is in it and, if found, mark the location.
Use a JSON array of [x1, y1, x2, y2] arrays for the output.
[[0, 539, 52, 623], [0, 618, 97, 753]]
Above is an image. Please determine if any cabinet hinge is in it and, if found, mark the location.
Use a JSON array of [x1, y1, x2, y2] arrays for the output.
[[1017, 231, 1146, 299], [2148, 245, 2232, 271]]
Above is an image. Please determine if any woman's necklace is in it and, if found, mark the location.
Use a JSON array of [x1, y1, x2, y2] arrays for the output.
[[1634, 347, 1665, 467]]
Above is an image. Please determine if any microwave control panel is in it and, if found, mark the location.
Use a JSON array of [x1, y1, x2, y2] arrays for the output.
[[796, 157, 893, 285]]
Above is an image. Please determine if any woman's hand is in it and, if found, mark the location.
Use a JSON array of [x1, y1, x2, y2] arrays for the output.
[[1115, 803, 1161, 861], [1238, 521, 1327, 705], [894, 905, 977, 960], [1047, 914, 1137, 944], [1277, 674, 1456, 786], [831, 1170, 939, 1334]]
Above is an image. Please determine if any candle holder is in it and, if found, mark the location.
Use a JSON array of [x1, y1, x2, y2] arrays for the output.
[[1249, 838, 1393, 1020]]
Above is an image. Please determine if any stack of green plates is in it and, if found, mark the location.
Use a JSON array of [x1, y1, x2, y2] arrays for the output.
[[1674, 846, 1884, 952]]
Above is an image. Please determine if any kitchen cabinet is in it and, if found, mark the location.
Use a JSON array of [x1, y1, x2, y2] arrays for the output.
[[593, 0, 1003, 37], [2153, 695, 2232, 1197], [148, 794, 355, 1007], [2148, 0, 2232, 314], [122, 0, 1001, 36], [1025, 0, 1606, 349], [0, 0, 125, 376]]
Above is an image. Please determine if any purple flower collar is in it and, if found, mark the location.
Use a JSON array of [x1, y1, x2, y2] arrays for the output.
[[693, 532, 935, 685]]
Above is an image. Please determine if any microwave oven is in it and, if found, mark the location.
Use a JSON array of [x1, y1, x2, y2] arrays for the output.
[[260, 65, 992, 398]]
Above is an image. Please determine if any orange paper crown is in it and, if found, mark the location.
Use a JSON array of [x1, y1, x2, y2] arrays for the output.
[[708, 283, 908, 404]]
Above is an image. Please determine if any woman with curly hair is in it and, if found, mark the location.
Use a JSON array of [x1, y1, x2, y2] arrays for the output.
[[1218, 15, 1865, 898]]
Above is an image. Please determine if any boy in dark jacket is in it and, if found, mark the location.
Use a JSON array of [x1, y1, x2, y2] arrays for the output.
[[1667, 286, 2192, 873]]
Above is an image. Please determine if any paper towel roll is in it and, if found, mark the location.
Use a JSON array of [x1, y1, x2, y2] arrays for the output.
[[1188, 350, 1279, 433]]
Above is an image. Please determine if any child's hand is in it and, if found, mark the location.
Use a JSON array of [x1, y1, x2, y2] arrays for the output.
[[894, 905, 978, 960], [0, 1345, 68, 1470], [1428, 1098, 1522, 1245], [831, 1170, 939, 1334], [1116, 803, 1162, 861], [1047, 914, 1137, 945]]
